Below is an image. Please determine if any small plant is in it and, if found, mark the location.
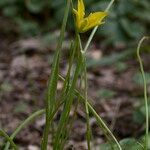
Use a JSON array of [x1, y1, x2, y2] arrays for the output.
[[0, 0, 149, 150]]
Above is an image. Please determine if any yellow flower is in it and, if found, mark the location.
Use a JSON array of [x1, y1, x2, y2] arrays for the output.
[[73, 0, 108, 33]]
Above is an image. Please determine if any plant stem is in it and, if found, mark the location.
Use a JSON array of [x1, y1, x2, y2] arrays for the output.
[[0, 129, 18, 150], [41, 0, 70, 149], [105, 0, 115, 12], [53, 35, 83, 149], [82, 54, 91, 150], [137, 36, 149, 150], [83, 26, 98, 53], [83, 0, 115, 53]]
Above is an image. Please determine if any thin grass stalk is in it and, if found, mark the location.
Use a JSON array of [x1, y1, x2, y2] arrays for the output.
[[82, 55, 91, 150], [51, 42, 76, 125], [61, 71, 85, 148], [83, 0, 115, 53], [50, 41, 75, 146], [41, 0, 70, 149], [60, 40, 77, 100], [0, 129, 18, 150], [60, 75, 82, 148], [137, 36, 149, 150], [53, 37, 83, 149], [57, 40, 77, 147], [61, 95, 80, 149]]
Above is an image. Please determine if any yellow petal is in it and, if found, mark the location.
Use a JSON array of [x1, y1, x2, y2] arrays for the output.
[[73, 9, 81, 29], [78, 0, 85, 20], [73, 0, 107, 33], [82, 12, 108, 32]]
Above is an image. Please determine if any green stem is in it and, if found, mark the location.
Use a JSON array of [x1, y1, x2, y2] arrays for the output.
[[0, 129, 18, 150], [137, 36, 149, 150], [83, 26, 98, 53], [105, 0, 115, 12], [61, 93, 80, 149], [53, 37, 77, 148], [83, 0, 115, 53], [82, 55, 91, 150], [53, 35, 83, 149], [41, 0, 70, 149], [78, 34, 83, 51]]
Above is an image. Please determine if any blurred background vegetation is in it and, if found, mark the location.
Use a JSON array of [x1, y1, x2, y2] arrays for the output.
[[0, 0, 150, 46]]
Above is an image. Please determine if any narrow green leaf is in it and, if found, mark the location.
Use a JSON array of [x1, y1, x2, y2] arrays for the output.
[[41, 0, 71, 149], [53, 43, 83, 149]]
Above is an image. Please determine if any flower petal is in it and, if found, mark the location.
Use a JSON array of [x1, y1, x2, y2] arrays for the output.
[[78, 0, 85, 20], [73, 0, 107, 33], [82, 12, 108, 32]]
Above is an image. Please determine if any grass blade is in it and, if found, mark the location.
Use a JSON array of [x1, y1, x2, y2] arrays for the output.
[[53, 40, 83, 149], [83, 56, 91, 150], [41, 0, 71, 149]]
